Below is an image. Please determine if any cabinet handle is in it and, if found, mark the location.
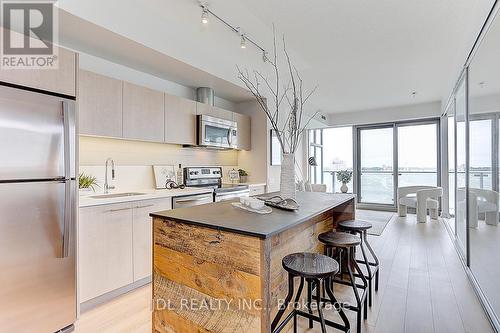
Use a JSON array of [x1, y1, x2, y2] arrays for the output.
[[106, 207, 133, 212], [134, 204, 155, 209]]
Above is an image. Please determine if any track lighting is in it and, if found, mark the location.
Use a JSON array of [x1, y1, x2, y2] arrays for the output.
[[201, 7, 209, 24], [198, 4, 267, 61]]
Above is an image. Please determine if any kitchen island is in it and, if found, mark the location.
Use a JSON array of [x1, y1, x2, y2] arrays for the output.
[[150, 192, 356, 333]]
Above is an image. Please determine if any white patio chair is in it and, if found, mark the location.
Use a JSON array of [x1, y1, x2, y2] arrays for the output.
[[397, 186, 443, 223]]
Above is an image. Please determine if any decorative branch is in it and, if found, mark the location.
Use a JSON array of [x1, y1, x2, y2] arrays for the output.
[[236, 27, 319, 155]]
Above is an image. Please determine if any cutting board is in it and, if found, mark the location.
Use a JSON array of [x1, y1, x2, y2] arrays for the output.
[[153, 165, 175, 189]]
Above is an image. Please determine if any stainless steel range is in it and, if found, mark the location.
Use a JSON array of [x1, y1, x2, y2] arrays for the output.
[[184, 167, 249, 202]]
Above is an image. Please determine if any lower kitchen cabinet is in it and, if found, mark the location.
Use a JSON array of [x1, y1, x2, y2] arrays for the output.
[[79, 202, 134, 303], [132, 198, 172, 281], [79, 197, 172, 303]]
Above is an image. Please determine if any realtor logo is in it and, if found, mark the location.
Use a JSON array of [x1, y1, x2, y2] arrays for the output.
[[1, 0, 58, 69]]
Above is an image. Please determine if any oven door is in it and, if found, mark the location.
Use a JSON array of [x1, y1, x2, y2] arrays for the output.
[[172, 193, 213, 209], [198, 116, 237, 149], [215, 189, 250, 202]]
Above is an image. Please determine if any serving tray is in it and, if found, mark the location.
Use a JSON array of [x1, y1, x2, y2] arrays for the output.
[[257, 195, 300, 211]]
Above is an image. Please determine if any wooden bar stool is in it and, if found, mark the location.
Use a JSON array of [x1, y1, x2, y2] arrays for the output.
[[318, 232, 367, 333], [337, 220, 380, 307], [271, 252, 350, 333]]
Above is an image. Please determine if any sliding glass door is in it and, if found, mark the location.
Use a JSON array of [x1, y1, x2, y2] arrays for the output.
[[398, 123, 439, 187], [455, 72, 468, 260], [358, 126, 394, 205], [357, 120, 439, 208]]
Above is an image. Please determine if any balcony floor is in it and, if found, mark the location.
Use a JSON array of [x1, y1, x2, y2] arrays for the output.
[[74, 214, 493, 333]]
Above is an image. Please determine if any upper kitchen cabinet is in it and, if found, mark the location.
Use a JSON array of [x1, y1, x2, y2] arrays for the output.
[[123, 82, 164, 142], [0, 46, 76, 97], [164, 92, 197, 145], [233, 112, 251, 150], [196, 102, 233, 121], [78, 70, 123, 137]]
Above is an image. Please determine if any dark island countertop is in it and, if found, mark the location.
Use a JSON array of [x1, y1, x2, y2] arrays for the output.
[[150, 192, 356, 238]]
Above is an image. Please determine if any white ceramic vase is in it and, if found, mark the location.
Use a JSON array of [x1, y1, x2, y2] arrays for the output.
[[340, 182, 348, 193], [280, 153, 296, 200]]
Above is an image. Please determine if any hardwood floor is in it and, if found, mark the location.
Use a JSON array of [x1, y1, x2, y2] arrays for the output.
[[74, 214, 493, 333]]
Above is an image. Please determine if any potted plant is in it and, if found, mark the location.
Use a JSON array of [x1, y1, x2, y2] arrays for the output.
[[237, 27, 318, 200], [79, 173, 99, 194], [336, 170, 353, 193], [238, 169, 248, 183]]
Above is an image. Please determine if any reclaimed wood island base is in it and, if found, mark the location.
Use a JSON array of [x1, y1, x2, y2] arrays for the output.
[[150, 192, 355, 333]]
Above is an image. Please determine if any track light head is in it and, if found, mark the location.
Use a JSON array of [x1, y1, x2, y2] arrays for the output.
[[240, 35, 247, 49], [201, 7, 209, 24]]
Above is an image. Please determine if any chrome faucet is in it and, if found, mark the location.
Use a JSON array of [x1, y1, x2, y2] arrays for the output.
[[104, 158, 115, 194]]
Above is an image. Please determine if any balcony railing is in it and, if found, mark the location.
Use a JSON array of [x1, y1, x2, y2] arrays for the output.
[[322, 170, 439, 194], [321, 170, 492, 194]]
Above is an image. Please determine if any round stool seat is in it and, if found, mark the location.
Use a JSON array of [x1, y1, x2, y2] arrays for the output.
[[338, 220, 372, 231], [318, 231, 361, 248], [282, 252, 339, 279]]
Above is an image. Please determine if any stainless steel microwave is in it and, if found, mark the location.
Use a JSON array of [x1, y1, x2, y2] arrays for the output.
[[197, 114, 238, 149]]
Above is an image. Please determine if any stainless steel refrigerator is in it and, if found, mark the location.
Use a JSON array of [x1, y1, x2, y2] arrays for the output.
[[0, 84, 77, 333]]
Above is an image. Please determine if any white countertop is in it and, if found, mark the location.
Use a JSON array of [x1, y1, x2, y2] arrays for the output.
[[79, 187, 214, 208]]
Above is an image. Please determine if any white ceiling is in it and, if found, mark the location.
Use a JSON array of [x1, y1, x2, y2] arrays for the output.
[[237, 0, 496, 113], [57, 0, 495, 114], [469, 9, 500, 99]]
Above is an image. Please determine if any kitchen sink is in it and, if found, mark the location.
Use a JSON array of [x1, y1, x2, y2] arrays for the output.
[[90, 192, 146, 199]]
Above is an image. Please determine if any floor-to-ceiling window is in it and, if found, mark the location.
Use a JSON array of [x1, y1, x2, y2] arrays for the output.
[[358, 126, 394, 205], [309, 120, 439, 205], [309, 129, 323, 184], [356, 120, 439, 208], [322, 127, 354, 193], [397, 123, 439, 187]]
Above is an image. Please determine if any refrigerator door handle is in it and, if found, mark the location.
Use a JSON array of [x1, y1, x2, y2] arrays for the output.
[[61, 101, 76, 258], [62, 100, 76, 180], [61, 181, 72, 258]]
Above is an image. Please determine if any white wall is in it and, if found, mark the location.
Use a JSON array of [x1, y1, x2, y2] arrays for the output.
[[470, 92, 500, 114], [79, 136, 239, 190], [327, 101, 442, 127], [236, 100, 268, 184]]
